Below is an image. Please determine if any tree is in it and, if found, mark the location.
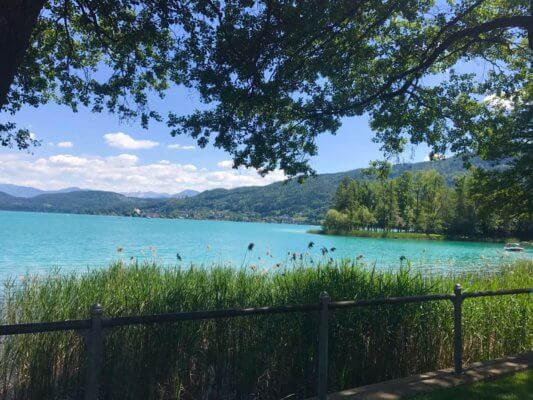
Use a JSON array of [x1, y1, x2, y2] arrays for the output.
[[324, 166, 530, 239], [451, 175, 477, 235], [396, 172, 415, 232], [172, 0, 531, 177], [1, 0, 531, 179], [323, 209, 349, 232], [1, 0, 187, 148], [363, 161, 392, 182], [333, 177, 352, 212], [417, 170, 447, 233], [374, 180, 399, 232]]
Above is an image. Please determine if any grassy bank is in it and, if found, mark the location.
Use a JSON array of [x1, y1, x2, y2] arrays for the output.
[[310, 229, 525, 243], [310, 229, 446, 240], [0, 260, 531, 399], [406, 370, 533, 400]]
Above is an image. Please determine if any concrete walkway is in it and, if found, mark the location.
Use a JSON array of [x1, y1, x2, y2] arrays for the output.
[[319, 352, 533, 400]]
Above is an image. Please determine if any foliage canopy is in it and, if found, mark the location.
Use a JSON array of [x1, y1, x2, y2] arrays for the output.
[[1, 0, 531, 179]]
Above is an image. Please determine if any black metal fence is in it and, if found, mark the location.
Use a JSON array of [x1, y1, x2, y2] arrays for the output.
[[0, 284, 531, 400]]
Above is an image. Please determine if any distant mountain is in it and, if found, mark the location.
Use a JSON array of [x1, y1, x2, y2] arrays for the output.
[[0, 184, 83, 198], [0, 157, 497, 223], [0, 190, 165, 215], [50, 187, 84, 194], [172, 189, 200, 199], [0, 183, 45, 198], [123, 189, 199, 199], [122, 191, 173, 198], [0, 191, 16, 201], [0, 184, 199, 200]]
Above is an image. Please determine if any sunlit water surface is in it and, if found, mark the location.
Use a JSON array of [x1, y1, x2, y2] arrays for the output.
[[0, 211, 530, 280]]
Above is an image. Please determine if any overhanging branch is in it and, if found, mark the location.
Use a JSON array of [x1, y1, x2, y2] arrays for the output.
[[324, 15, 532, 117]]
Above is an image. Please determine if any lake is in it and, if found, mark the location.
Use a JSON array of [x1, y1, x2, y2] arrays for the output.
[[0, 210, 530, 280]]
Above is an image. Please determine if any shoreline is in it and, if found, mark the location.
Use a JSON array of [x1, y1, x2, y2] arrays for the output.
[[0, 208, 318, 226], [309, 229, 529, 244]]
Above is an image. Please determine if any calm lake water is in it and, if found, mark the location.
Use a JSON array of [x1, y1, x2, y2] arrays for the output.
[[0, 210, 530, 280]]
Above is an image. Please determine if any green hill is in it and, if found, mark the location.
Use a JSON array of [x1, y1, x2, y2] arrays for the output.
[[144, 157, 494, 224], [0, 157, 494, 223], [0, 191, 164, 216]]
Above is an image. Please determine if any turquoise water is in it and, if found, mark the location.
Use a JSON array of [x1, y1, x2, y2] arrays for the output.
[[0, 210, 530, 279]]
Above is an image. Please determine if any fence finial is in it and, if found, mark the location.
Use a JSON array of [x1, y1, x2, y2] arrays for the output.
[[90, 303, 103, 315]]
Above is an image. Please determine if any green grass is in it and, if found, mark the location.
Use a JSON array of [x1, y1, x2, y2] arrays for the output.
[[0, 260, 531, 399], [405, 370, 533, 400], [311, 229, 525, 243], [310, 229, 446, 240]]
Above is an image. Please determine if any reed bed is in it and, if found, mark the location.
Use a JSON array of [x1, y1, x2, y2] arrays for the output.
[[0, 260, 531, 400]]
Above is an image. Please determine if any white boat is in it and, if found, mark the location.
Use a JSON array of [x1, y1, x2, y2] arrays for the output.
[[504, 243, 524, 252]]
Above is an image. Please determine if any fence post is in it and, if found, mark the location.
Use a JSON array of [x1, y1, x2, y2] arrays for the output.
[[453, 284, 463, 374], [318, 291, 330, 400], [84, 303, 103, 400]]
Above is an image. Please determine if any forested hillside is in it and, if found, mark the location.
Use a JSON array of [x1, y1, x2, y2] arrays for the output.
[[0, 191, 164, 216], [0, 157, 496, 223], [144, 157, 495, 223], [323, 167, 531, 239]]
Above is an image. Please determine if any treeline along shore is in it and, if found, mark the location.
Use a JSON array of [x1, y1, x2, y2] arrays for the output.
[[321, 164, 532, 241], [1, 259, 531, 399]]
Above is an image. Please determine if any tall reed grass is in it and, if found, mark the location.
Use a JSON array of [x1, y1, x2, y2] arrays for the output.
[[0, 260, 531, 399]]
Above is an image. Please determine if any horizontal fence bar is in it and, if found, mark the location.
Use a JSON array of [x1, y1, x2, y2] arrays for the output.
[[463, 288, 533, 299], [330, 293, 454, 309], [102, 303, 320, 328], [0, 287, 530, 335], [0, 319, 90, 335]]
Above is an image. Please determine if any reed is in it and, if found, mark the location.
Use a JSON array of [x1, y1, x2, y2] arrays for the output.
[[0, 259, 531, 400]]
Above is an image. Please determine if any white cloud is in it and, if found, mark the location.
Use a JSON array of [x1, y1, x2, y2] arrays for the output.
[[0, 153, 286, 193], [104, 132, 159, 150], [167, 144, 196, 150], [49, 154, 89, 167], [483, 94, 514, 110], [108, 153, 139, 165], [217, 160, 233, 169], [57, 141, 74, 148], [182, 164, 197, 172]]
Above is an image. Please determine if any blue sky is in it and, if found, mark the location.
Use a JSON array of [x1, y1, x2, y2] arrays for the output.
[[0, 83, 431, 193]]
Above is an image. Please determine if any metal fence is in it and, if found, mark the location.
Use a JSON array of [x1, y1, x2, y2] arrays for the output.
[[0, 284, 531, 400]]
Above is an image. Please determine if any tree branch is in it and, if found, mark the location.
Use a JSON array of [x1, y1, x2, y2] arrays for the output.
[[0, 0, 46, 108], [325, 15, 532, 116]]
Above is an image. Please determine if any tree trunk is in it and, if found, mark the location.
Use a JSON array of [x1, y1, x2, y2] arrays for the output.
[[0, 0, 46, 109]]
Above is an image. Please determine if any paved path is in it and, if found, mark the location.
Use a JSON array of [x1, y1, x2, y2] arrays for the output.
[[312, 352, 532, 400]]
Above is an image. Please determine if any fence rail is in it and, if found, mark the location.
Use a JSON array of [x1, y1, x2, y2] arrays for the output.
[[0, 285, 531, 400]]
